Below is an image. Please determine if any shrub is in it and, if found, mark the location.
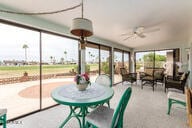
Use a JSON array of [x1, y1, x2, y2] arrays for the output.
[[101, 62, 110, 74], [74, 65, 90, 73]]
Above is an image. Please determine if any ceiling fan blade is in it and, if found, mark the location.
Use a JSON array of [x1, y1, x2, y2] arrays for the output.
[[123, 36, 133, 41], [121, 33, 129, 36], [136, 33, 146, 38], [144, 21, 164, 28], [120, 32, 134, 36], [144, 28, 160, 33]]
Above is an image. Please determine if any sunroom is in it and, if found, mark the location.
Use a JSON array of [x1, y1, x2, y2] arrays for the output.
[[0, 0, 191, 128]]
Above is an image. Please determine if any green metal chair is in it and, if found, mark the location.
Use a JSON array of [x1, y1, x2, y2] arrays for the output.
[[85, 87, 132, 128], [0, 109, 7, 128], [167, 91, 186, 115], [95, 74, 112, 107]]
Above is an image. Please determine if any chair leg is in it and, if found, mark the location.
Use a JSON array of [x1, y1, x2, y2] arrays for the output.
[[85, 121, 98, 128], [1, 114, 6, 128], [152, 81, 154, 91], [167, 99, 172, 115], [85, 121, 90, 128], [107, 101, 110, 108]]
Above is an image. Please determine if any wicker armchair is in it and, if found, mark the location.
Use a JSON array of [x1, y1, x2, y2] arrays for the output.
[[120, 68, 137, 85], [165, 71, 190, 93], [140, 68, 165, 91]]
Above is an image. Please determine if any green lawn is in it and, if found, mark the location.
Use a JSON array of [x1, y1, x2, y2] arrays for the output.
[[0, 64, 98, 78]]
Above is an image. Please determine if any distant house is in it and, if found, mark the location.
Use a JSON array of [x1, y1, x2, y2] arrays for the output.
[[3, 60, 26, 66]]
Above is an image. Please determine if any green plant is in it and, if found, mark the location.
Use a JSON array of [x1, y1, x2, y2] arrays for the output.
[[74, 65, 90, 73], [101, 62, 110, 74]]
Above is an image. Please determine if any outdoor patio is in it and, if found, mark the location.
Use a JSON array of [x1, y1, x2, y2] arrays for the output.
[[5, 82, 187, 128]]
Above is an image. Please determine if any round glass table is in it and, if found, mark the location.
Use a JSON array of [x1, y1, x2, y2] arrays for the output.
[[51, 83, 114, 128]]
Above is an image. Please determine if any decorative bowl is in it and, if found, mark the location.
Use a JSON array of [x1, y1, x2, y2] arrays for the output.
[[76, 83, 88, 91]]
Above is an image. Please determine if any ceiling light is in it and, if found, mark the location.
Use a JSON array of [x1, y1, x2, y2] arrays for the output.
[[70, 0, 93, 38]]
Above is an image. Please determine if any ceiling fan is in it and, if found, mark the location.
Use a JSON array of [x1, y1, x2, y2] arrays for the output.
[[121, 26, 160, 40]]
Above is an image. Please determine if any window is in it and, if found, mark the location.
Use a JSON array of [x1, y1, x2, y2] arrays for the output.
[[100, 46, 111, 76], [85, 43, 99, 82], [135, 49, 178, 76], [114, 49, 123, 83], [113, 49, 130, 84], [0, 22, 79, 119], [41, 33, 78, 108], [0, 23, 40, 119], [123, 52, 130, 71]]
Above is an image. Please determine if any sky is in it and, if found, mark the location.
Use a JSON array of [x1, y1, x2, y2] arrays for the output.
[[0, 23, 79, 63], [0, 23, 109, 63]]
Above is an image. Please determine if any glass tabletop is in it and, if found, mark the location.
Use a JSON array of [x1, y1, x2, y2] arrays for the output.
[[51, 83, 114, 107]]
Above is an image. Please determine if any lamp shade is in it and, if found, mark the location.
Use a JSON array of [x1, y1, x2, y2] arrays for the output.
[[70, 18, 93, 37]]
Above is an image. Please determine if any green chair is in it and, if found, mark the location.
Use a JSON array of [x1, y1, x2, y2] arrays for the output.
[[95, 74, 112, 87], [95, 74, 112, 107], [167, 91, 186, 115], [0, 109, 7, 128], [85, 87, 132, 128]]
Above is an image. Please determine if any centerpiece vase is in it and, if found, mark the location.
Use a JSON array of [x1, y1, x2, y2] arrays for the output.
[[76, 82, 88, 91]]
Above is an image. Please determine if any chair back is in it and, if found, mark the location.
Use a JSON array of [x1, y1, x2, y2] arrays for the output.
[[186, 87, 192, 127], [95, 74, 111, 87], [111, 87, 132, 128], [120, 68, 128, 76], [154, 69, 165, 81], [185, 71, 190, 81]]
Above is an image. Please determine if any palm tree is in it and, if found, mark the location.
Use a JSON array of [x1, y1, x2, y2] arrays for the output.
[[60, 57, 64, 64], [22, 44, 29, 62], [64, 51, 67, 64], [50, 56, 53, 64], [88, 51, 91, 63]]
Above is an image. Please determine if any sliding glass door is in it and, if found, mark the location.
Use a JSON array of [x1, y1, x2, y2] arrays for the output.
[[0, 23, 40, 119], [85, 43, 99, 82], [124, 52, 130, 71], [100, 46, 111, 76], [114, 50, 123, 83], [41, 33, 78, 108], [135, 50, 176, 76]]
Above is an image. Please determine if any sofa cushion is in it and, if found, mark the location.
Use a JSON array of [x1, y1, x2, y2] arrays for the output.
[[180, 73, 186, 81]]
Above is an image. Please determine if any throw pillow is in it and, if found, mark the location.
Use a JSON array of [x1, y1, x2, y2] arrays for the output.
[[180, 73, 186, 81]]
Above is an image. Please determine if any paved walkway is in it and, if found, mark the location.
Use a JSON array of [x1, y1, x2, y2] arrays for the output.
[[0, 75, 121, 120]]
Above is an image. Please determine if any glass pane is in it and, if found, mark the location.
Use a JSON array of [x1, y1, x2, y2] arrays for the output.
[[114, 50, 123, 83], [42, 33, 78, 108], [136, 52, 154, 75], [86, 44, 99, 82], [100, 46, 111, 75], [155, 50, 173, 76], [0, 23, 40, 119], [155, 50, 167, 68], [124, 52, 129, 71]]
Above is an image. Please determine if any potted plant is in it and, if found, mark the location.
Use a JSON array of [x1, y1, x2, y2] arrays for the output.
[[74, 73, 90, 91]]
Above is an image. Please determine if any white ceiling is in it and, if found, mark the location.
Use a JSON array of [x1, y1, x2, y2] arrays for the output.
[[0, 0, 191, 49]]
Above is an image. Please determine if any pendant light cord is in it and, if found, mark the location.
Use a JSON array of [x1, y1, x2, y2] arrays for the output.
[[81, 0, 84, 18], [0, 3, 81, 15]]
